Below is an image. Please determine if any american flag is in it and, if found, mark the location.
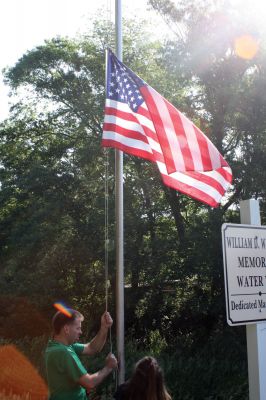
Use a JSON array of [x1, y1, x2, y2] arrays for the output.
[[102, 49, 232, 207]]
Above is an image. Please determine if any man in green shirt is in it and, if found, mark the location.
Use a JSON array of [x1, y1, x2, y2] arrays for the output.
[[45, 309, 117, 400]]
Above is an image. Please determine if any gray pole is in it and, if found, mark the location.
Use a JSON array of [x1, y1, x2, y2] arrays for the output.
[[115, 0, 125, 384], [240, 199, 266, 400]]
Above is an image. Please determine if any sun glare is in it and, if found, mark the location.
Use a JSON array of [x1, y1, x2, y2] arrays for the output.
[[234, 35, 259, 59], [229, 0, 266, 59]]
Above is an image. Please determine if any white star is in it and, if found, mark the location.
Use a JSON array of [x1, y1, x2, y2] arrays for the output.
[[109, 91, 113, 96]]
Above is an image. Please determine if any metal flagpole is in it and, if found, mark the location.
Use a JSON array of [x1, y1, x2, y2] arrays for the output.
[[115, 0, 125, 384]]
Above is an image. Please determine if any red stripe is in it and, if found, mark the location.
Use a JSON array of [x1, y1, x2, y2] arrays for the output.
[[135, 106, 159, 142], [216, 166, 233, 184], [161, 173, 220, 207], [193, 125, 213, 170], [137, 106, 150, 120], [103, 97, 232, 206], [166, 100, 195, 171], [103, 122, 149, 143], [104, 105, 165, 164], [102, 139, 155, 163], [102, 129, 166, 165], [104, 106, 139, 123], [105, 105, 159, 143], [183, 170, 226, 196], [140, 86, 177, 173], [105, 102, 151, 121]]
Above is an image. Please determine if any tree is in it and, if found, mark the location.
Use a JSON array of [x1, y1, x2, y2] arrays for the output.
[[0, 19, 185, 335], [1, 8, 261, 398]]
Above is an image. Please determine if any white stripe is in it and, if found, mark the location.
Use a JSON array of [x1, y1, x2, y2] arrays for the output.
[[223, 166, 232, 175], [156, 161, 225, 203], [104, 96, 231, 205], [104, 114, 146, 137], [147, 137, 162, 154], [133, 111, 163, 155], [134, 107, 156, 133], [207, 140, 222, 170], [177, 111, 204, 171], [105, 103, 162, 154], [148, 87, 186, 171], [104, 115, 162, 155], [102, 131, 153, 154], [202, 169, 232, 190], [106, 99, 156, 133], [106, 98, 130, 111]]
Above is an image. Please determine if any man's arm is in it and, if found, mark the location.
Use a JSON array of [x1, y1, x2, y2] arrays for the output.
[[78, 353, 117, 390], [83, 311, 113, 356]]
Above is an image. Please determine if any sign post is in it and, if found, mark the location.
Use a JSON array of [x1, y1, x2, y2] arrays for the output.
[[240, 200, 266, 400], [222, 199, 266, 399]]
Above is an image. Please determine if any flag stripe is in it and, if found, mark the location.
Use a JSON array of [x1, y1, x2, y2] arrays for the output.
[[177, 111, 204, 170], [141, 86, 186, 173], [166, 102, 195, 171], [104, 102, 166, 164], [103, 120, 148, 142], [102, 138, 156, 162], [216, 166, 232, 181], [104, 105, 162, 155], [193, 124, 213, 171], [161, 173, 221, 207], [102, 50, 232, 207], [105, 99, 158, 142], [157, 161, 224, 202], [184, 170, 228, 195]]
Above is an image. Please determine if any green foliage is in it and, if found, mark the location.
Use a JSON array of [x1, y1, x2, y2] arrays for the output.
[[0, 330, 248, 400]]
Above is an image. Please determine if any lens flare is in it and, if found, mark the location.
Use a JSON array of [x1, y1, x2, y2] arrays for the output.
[[234, 35, 259, 60], [53, 302, 72, 317], [0, 344, 48, 399]]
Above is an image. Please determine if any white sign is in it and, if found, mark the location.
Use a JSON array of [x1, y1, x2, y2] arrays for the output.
[[222, 223, 266, 326]]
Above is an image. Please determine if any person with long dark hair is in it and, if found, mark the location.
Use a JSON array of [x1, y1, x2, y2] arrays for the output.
[[113, 356, 171, 400]]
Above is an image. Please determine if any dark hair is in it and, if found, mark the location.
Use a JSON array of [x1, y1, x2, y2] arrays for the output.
[[52, 309, 84, 335], [125, 356, 171, 400]]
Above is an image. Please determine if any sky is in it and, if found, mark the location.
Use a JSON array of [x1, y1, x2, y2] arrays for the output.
[[0, 0, 157, 121], [1, 0, 266, 122]]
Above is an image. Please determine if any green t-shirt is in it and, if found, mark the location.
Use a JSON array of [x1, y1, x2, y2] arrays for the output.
[[45, 340, 87, 400]]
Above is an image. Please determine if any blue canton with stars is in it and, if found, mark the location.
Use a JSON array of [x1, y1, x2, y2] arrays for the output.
[[107, 50, 147, 112]]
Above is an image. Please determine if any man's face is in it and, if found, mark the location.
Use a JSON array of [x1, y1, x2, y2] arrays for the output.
[[65, 318, 82, 344]]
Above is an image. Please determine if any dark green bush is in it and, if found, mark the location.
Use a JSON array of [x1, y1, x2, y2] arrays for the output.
[[0, 326, 248, 400]]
